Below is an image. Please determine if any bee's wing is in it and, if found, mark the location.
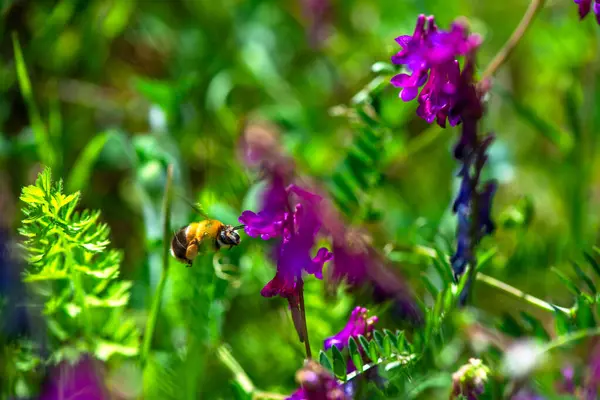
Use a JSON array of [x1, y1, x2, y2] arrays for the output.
[[176, 193, 211, 219]]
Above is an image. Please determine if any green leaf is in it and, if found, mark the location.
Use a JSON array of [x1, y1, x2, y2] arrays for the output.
[[12, 34, 56, 168], [520, 312, 550, 341], [331, 345, 347, 380], [95, 340, 138, 361], [348, 338, 364, 372], [552, 267, 581, 296], [368, 340, 379, 364], [495, 85, 573, 153], [319, 350, 333, 372], [230, 382, 253, 400], [358, 335, 371, 356], [554, 307, 572, 336], [384, 329, 399, 350], [420, 274, 439, 297], [67, 132, 111, 193], [571, 261, 597, 294], [373, 330, 386, 355], [584, 251, 600, 280], [575, 297, 595, 329]]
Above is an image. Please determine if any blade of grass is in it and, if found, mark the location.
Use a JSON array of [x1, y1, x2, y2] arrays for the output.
[[12, 33, 56, 169], [140, 164, 174, 365], [67, 132, 111, 193]]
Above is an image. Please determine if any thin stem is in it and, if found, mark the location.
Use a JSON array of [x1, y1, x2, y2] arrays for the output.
[[140, 164, 174, 365], [298, 285, 312, 359], [253, 392, 288, 400], [217, 345, 255, 394], [476, 272, 570, 314], [542, 327, 600, 353], [481, 0, 546, 79]]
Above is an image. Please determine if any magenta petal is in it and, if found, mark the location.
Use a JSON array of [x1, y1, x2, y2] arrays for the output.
[[394, 35, 412, 47], [239, 210, 285, 239], [400, 87, 419, 101], [323, 306, 377, 351], [305, 247, 333, 279], [390, 73, 411, 87]]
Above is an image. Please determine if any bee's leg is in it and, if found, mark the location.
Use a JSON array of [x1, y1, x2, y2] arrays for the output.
[[229, 245, 233, 250], [186, 261, 193, 268], [186, 242, 199, 262]]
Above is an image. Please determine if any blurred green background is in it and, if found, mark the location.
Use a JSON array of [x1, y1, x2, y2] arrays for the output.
[[1, 0, 599, 398]]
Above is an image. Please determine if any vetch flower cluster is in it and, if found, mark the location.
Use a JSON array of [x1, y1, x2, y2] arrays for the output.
[[450, 358, 490, 400], [239, 176, 333, 300], [390, 14, 482, 127]]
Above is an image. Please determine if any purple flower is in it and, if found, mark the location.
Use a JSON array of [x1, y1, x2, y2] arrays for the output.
[[239, 180, 333, 300], [39, 355, 107, 400], [390, 15, 481, 126], [575, 0, 592, 19], [450, 358, 489, 400], [450, 132, 497, 282], [574, 0, 600, 23], [511, 389, 546, 400], [287, 361, 349, 400], [300, 0, 333, 47], [324, 306, 378, 351]]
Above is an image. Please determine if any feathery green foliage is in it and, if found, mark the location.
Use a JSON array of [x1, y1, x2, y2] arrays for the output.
[[18, 167, 139, 363]]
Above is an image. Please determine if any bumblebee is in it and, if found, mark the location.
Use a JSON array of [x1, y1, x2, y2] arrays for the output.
[[171, 220, 244, 267]]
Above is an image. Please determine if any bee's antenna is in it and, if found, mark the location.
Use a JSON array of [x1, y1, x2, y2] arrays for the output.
[[233, 224, 245, 231]]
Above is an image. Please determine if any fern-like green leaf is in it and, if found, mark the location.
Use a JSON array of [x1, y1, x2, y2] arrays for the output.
[[18, 167, 139, 363]]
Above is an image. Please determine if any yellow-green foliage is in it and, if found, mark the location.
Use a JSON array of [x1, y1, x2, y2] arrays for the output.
[[19, 167, 139, 363]]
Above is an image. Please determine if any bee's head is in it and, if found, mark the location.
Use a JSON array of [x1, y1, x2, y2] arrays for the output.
[[171, 226, 192, 265], [218, 225, 243, 248]]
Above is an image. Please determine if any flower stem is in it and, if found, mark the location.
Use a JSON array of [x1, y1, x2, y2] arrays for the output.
[[298, 284, 312, 359], [542, 327, 600, 353], [476, 272, 570, 314], [140, 164, 174, 365], [481, 0, 546, 79], [217, 345, 255, 394]]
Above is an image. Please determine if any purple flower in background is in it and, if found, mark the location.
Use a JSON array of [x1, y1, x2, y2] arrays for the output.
[[39, 355, 107, 400], [300, 0, 333, 47], [511, 389, 546, 400], [239, 180, 333, 300], [583, 342, 600, 399], [287, 361, 348, 400], [450, 358, 489, 400], [320, 202, 423, 323], [390, 14, 481, 126], [324, 306, 378, 351]]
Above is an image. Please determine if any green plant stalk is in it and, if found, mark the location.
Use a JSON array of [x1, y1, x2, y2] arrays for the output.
[[543, 327, 600, 353], [11, 33, 57, 170], [476, 272, 570, 314], [217, 345, 255, 394], [140, 164, 174, 365], [298, 284, 312, 359], [481, 0, 546, 79], [412, 245, 569, 314]]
